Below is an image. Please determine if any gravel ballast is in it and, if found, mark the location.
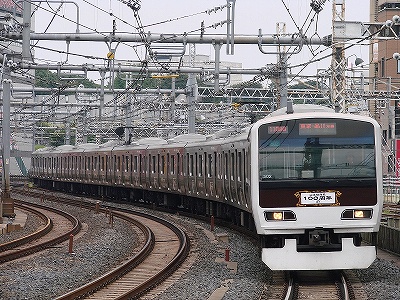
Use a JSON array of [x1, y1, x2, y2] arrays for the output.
[[1, 194, 399, 300]]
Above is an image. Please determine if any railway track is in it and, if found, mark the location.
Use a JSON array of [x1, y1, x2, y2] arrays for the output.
[[13, 187, 190, 299], [0, 200, 81, 263], [283, 271, 354, 300]]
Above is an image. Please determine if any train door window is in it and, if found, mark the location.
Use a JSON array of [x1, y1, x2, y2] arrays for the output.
[[231, 152, 235, 180], [213, 152, 217, 178], [207, 154, 212, 178], [186, 153, 189, 176], [171, 154, 175, 175], [198, 154, 203, 177], [189, 154, 194, 176], [238, 150, 242, 181], [224, 153, 228, 180], [195, 153, 197, 176], [152, 155, 156, 173], [176, 154, 180, 175], [167, 153, 170, 175], [161, 154, 165, 175], [148, 154, 151, 174], [133, 155, 138, 173], [125, 155, 129, 172]]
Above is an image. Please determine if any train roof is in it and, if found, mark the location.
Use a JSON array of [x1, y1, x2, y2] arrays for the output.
[[168, 134, 206, 144], [135, 137, 168, 146], [268, 104, 334, 117]]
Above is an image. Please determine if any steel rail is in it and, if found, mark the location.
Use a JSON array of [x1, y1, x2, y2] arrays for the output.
[[0, 199, 81, 263], [0, 203, 52, 251]]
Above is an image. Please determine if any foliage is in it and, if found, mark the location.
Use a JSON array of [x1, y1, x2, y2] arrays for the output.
[[113, 73, 189, 90], [288, 80, 319, 89], [35, 69, 99, 90], [36, 122, 75, 147], [230, 81, 263, 89]]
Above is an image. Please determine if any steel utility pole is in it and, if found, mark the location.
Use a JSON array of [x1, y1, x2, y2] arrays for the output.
[[1, 60, 14, 217], [331, 0, 346, 112]]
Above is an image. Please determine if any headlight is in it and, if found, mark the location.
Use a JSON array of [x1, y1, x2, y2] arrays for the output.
[[265, 210, 296, 221], [341, 209, 373, 220]]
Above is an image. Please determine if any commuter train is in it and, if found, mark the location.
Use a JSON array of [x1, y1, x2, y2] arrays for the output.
[[30, 104, 383, 270]]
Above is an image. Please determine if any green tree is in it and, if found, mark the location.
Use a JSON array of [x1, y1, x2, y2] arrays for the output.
[[35, 69, 99, 90], [114, 73, 189, 90]]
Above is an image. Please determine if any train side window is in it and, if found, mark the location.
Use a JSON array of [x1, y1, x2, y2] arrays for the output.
[[117, 156, 121, 172], [94, 156, 98, 171], [101, 157, 104, 171], [125, 155, 129, 172]]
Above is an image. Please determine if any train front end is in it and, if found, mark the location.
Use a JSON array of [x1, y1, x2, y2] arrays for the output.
[[250, 107, 383, 270]]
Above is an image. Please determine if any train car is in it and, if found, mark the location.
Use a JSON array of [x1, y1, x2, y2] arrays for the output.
[[251, 104, 382, 270], [30, 104, 383, 271]]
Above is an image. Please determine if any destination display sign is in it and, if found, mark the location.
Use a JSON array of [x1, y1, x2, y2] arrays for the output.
[[268, 125, 288, 134], [299, 122, 336, 135]]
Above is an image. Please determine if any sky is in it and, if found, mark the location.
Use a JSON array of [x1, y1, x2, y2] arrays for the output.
[[30, 0, 371, 83]]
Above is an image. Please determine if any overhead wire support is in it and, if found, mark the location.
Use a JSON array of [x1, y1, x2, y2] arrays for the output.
[[226, 0, 236, 55], [118, 0, 141, 12]]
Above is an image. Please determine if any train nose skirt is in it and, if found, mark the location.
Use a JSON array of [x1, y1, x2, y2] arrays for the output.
[[262, 238, 376, 270]]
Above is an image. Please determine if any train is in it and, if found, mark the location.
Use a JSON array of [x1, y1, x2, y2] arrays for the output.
[[30, 104, 383, 270]]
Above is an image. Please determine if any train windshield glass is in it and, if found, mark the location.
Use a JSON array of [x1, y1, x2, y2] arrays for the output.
[[258, 118, 376, 180]]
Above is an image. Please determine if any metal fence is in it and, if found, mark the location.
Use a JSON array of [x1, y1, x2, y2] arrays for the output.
[[362, 225, 400, 256]]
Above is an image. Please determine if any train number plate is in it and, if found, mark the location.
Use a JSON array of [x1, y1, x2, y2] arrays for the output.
[[300, 192, 336, 205]]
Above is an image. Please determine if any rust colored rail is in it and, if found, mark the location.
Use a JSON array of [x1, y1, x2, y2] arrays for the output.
[[13, 187, 190, 300], [284, 270, 351, 300], [0, 203, 52, 252], [0, 200, 81, 263]]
